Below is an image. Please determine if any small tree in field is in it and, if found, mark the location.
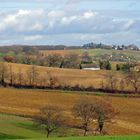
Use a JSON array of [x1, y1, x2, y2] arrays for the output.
[[73, 98, 96, 136], [0, 62, 8, 86], [26, 65, 39, 86], [94, 100, 117, 134], [33, 105, 64, 138], [47, 71, 58, 88], [17, 68, 24, 86], [119, 78, 126, 92], [8, 65, 14, 85], [126, 71, 140, 93], [104, 73, 118, 92]]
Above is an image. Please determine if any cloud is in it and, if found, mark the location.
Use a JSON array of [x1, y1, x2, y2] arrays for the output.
[[24, 35, 43, 41], [0, 9, 140, 45], [0, 9, 45, 32]]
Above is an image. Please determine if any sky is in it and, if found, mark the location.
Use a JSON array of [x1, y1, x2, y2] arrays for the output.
[[0, 0, 140, 46]]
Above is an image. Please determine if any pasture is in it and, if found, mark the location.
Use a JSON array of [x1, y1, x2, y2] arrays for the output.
[[0, 111, 140, 140], [0, 114, 44, 139]]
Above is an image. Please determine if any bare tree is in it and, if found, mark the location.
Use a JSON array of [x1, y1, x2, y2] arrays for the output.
[[33, 105, 64, 138], [104, 73, 118, 92], [17, 68, 24, 86], [37, 74, 47, 88], [81, 52, 92, 63], [8, 65, 14, 85], [26, 65, 39, 87], [72, 98, 96, 136], [46, 54, 63, 67], [63, 54, 81, 69], [47, 71, 58, 88], [100, 80, 105, 89], [126, 71, 140, 93], [94, 100, 117, 134], [0, 62, 8, 86], [119, 78, 126, 92]]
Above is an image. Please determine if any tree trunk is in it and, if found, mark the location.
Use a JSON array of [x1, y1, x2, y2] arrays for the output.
[[47, 131, 50, 138], [134, 86, 138, 93], [83, 123, 88, 136], [84, 129, 87, 136], [1, 74, 5, 86], [99, 123, 104, 134]]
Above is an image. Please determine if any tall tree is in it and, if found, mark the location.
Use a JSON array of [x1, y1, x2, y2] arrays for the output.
[[126, 71, 140, 93], [73, 98, 96, 136], [26, 65, 39, 86], [33, 105, 64, 138], [0, 62, 8, 86], [8, 65, 14, 85], [104, 73, 118, 92], [94, 100, 117, 134]]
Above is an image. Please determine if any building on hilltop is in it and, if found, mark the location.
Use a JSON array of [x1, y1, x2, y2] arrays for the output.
[[81, 63, 100, 71]]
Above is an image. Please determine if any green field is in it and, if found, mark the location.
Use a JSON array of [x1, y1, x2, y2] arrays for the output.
[[0, 53, 5, 57], [32, 136, 140, 140], [0, 113, 77, 139], [0, 113, 140, 140], [0, 114, 46, 139]]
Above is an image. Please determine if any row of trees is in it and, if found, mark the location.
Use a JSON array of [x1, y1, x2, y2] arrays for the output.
[[3, 53, 83, 69], [33, 98, 117, 137], [1, 63, 140, 93], [102, 72, 140, 93], [0, 63, 56, 88], [99, 60, 111, 70], [3, 53, 113, 70], [116, 63, 136, 72]]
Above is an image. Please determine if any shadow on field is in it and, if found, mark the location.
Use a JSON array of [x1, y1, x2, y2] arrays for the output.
[[15, 122, 43, 133], [0, 133, 26, 139]]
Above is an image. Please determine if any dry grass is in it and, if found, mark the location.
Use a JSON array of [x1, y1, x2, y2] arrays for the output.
[[0, 88, 140, 135], [6, 62, 120, 89]]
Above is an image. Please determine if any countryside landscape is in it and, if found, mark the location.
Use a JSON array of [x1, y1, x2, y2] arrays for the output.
[[0, 0, 140, 140]]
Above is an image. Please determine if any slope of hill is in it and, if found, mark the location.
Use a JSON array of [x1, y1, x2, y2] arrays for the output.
[[0, 88, 140, 136]]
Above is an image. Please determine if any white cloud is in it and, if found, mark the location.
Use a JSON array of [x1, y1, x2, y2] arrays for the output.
[[24, 35, 43, 41], [0, 9, 140, 45], [83, 11, 98, 19], [0, 9, 45, 32]]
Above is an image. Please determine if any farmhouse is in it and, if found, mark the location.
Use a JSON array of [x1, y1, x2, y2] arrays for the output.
[[81, 63, 100, 71]]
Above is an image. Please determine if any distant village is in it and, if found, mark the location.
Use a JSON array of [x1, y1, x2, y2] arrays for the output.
[[83, 42, 140, 51]]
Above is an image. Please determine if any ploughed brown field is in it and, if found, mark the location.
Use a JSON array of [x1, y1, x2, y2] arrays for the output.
[[0, 88, 140, 135]]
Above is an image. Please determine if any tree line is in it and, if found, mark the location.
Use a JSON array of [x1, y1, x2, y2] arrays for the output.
[[2, 51, 114, 70], [1, 62, 140, 94]]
